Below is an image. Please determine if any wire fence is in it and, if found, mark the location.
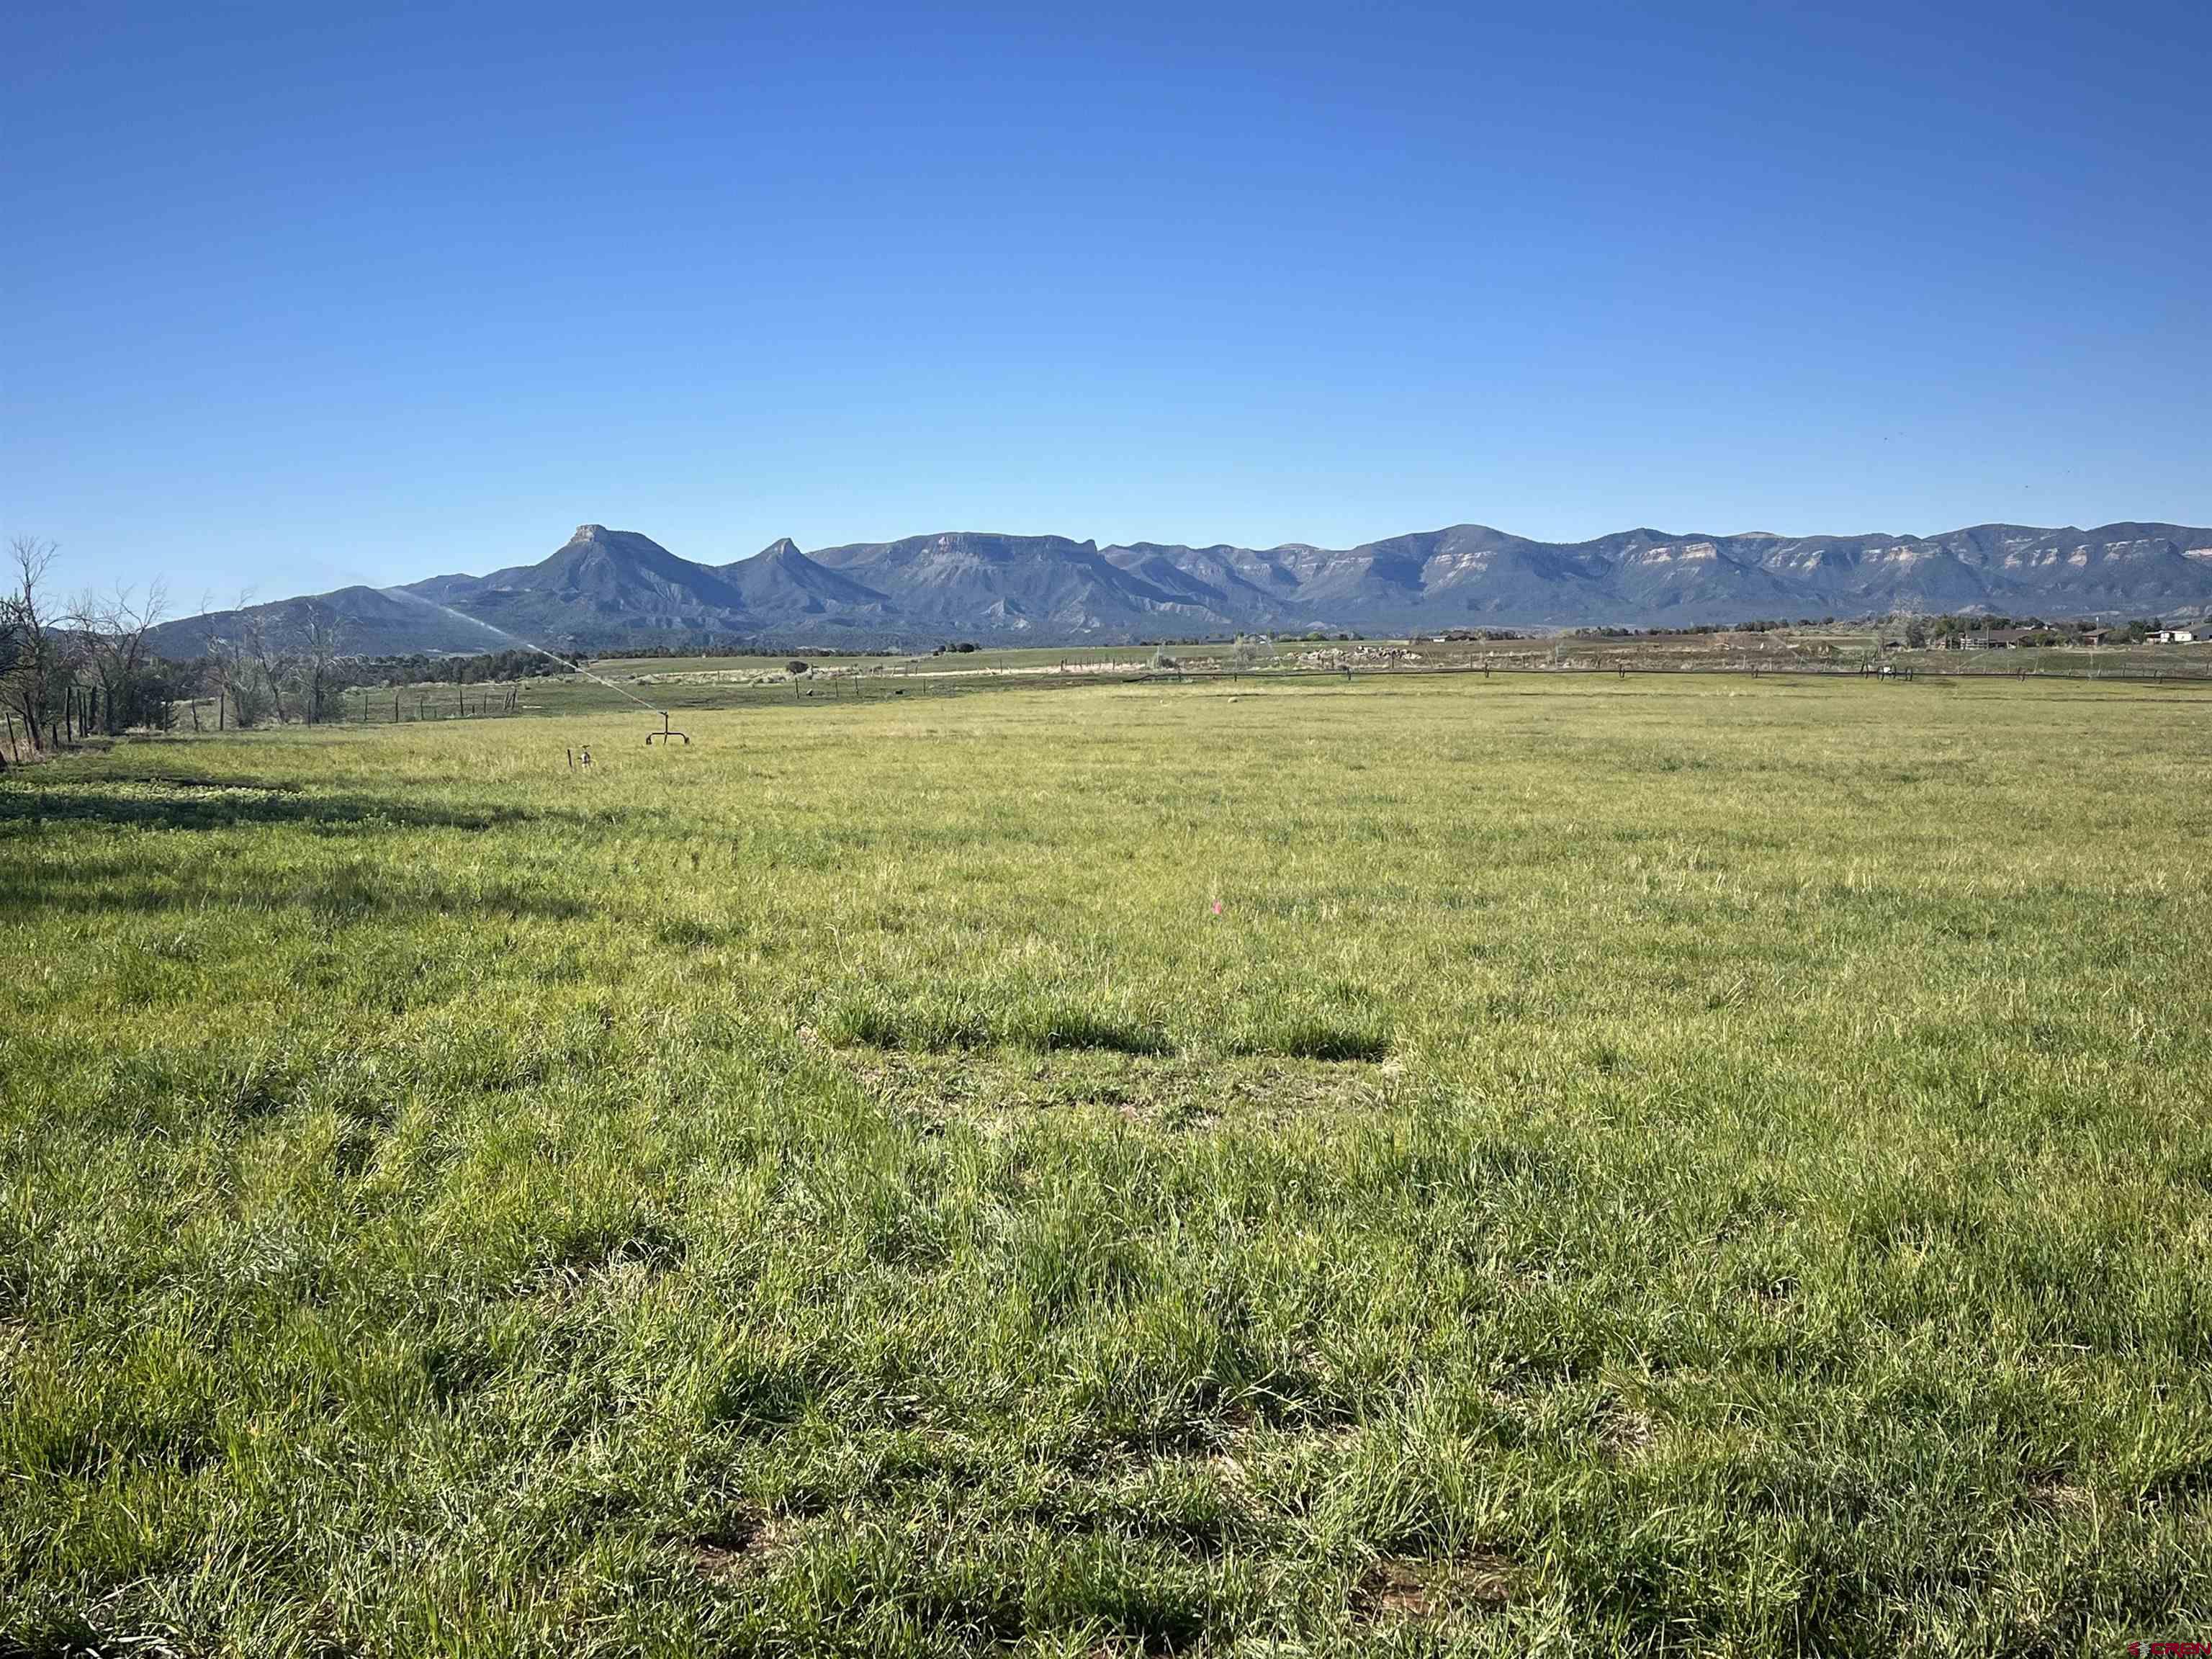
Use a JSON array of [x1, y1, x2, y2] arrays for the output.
[[79, 651, 2211, 754]]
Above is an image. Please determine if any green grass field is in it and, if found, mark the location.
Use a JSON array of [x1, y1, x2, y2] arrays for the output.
[[4, 675, 2211, 1655]]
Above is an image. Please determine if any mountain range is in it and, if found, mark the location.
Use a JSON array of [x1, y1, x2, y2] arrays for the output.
[[148, 520, 2212, 658]]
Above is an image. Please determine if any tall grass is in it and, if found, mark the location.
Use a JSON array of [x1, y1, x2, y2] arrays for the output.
[[2, 674, 2208, 1654]]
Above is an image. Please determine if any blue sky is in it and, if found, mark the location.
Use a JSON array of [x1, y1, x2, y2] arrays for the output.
[[6, 0, 2208, 599]]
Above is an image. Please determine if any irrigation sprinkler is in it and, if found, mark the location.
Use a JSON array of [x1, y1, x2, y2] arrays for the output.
[[644, 711, 689, 746]]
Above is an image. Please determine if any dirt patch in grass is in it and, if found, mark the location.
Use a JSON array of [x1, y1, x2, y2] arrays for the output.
[[687, 1539, 750, 1584], [843, 1048, 1390, 1131], [822, 1001, 1170, 1056], [678, 1514, 802, 1585], [1355, 1557, 1434, 1622], [1352, 1547, 1519, 1626], [2030, 1480, 2095, 1516], [1598, 1401, 1657, 1460]]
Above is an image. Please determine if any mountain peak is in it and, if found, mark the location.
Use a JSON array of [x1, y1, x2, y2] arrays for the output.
[[150, 516, 2212, 659]]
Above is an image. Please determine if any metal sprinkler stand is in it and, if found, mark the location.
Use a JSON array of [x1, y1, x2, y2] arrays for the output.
[[644, 711, 689, 746]]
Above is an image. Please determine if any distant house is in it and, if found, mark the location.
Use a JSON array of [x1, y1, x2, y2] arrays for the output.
[[2078, 629, 2108, 647], [2152, 628, 2199, 644], [1966, 628, 2037, 649]]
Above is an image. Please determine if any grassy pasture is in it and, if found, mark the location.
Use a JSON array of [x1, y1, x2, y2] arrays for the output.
[[3, 674, 2211, 1655]]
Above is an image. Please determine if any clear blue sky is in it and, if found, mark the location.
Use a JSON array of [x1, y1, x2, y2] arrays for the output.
[[6, 0, 2208, 601]]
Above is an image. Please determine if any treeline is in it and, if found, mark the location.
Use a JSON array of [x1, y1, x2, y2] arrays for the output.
[[601, 641, 910, 660], [307, 647, 583, 690], [2, 536, 184, 764], [1572, 618, 1843, 637], [1913, 614, 2162, 642], [0, 536, 606, 764], [155, 644, 583, 734], [1571, 614, 2175, 644]]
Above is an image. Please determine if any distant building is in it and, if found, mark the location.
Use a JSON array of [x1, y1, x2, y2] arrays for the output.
[[2152, 628, 2199, 644]]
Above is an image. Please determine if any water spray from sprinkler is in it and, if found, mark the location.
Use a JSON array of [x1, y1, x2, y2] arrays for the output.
[[381, 588, 688, 742]]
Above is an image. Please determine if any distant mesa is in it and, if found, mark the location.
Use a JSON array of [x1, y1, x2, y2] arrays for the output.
[[147, 518, 2212, 657]]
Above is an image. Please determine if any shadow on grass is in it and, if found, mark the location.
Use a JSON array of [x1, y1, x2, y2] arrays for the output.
[[1015, 1009, 1174, 1056], [826, 997, 1387, 1061], [829, 1001, 1172, 1056], [0, 860, 590, 922], [0, 783, 545, 833], [1228, 1021, 1391, 1063]]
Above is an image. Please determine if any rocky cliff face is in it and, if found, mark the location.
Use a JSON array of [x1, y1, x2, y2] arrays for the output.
[[149, 519, 2212, 656]]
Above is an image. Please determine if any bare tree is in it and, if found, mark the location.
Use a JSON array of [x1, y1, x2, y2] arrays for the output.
[[214, 634, 272, 728], [297, 601, 345, 724], [71, 579, 171, 733], [204, 590, 264, 729], [1, 536, 81, 752], [0, 558, 21, 680], [243, 608, 290, 725], [0, 560, 18, 765]]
